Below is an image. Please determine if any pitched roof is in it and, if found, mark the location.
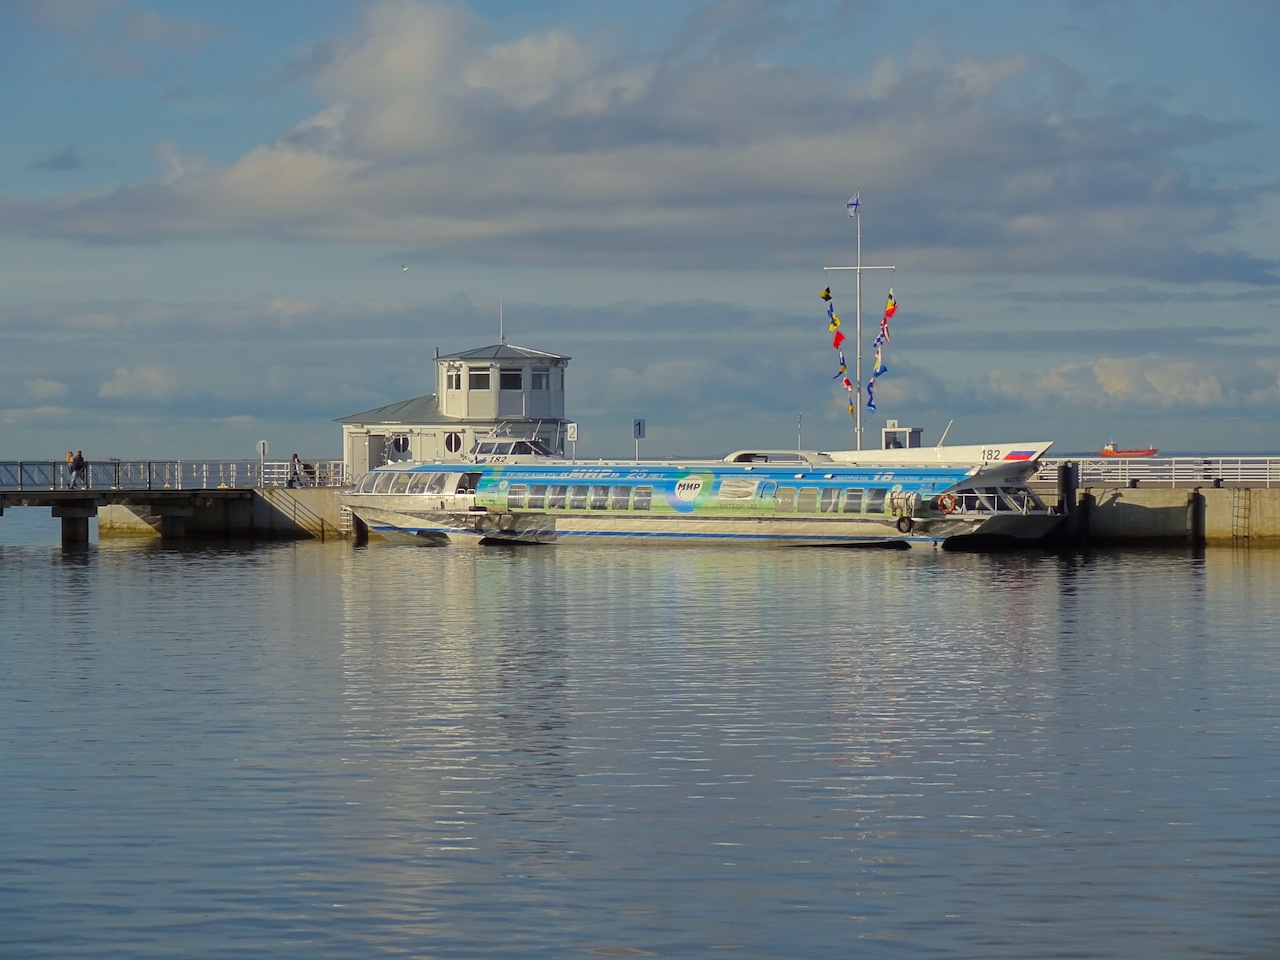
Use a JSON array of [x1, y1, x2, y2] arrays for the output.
[[334, 394, 441, 424], [334, 343, 571, 424], [439, 343, 570, 362]]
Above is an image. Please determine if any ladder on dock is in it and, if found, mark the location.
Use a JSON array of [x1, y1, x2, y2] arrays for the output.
[[1231, 487, 1252, 541]]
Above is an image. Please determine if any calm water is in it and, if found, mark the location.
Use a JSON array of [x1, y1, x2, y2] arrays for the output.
[[1, 512, 1277, 959]]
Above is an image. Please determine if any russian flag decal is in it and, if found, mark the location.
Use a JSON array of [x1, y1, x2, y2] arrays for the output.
[[1003, 450, 1036, 461]]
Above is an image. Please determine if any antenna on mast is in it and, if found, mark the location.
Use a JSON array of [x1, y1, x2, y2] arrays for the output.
[[499, 298, 505, 344]]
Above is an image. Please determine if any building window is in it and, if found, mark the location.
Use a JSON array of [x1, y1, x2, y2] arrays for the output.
[[532, 368, 550, 390], [468, 368, 491, 390], [500, 368, 522, 390], [446, 371, 462, 390]]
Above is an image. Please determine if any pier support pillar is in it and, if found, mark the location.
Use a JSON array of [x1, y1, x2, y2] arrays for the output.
[[1187, 489, 1205, 546], [52, 502, 97, 546], [154, 507, 193, 540], [1073, 492, 1093, 548], [61, 515, 91, 544], [1057, 462, 1084, 547]]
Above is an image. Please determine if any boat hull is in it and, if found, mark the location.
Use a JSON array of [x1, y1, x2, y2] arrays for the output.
[[348, 501, 1061, 549]]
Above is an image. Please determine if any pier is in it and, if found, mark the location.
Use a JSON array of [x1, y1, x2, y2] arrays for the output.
[[0, 459, 348, 545], [1034, 456, 1280, 546], [6, 455, 1280, 548], [1036, 455, 1280, 490]]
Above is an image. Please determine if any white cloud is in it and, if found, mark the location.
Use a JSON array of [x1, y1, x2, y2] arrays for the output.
[[24, 378, 68, 401], [464, 30, 593, 110], [969, 352, 1280, 415], [98, 365, 175, 400], [1, 0, 1269, 285], [1139, 360, 1225, 407], [1093, 357, 1146, 397], [1093, 356, 1228, 408]]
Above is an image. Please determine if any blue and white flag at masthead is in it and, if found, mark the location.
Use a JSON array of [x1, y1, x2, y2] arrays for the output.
[[846, 192, 860, 217]]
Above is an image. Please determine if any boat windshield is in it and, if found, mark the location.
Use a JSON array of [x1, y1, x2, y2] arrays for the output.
[[471, 438, 555, 457]]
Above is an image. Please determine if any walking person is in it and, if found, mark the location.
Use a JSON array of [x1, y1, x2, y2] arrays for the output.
[[65, 451, 74, 489], [70, 450, 87, 489], [289, 453, 302, 488]]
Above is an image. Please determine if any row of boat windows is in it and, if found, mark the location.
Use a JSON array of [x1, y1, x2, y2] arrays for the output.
[[511, 485, 656, 510], [499, 484, 890, 513], [509, 484, 898, 514], [355, 471, 465, 494], [356, 470, 1045, 516], [355, 471, 899, 513]]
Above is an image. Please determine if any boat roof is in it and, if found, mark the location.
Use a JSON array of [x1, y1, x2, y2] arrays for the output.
[[826, 440, 1054, 467]]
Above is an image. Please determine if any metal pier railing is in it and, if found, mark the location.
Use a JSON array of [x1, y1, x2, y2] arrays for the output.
[[1036, 457, 1280, 489], [0, 459, 349, 492]]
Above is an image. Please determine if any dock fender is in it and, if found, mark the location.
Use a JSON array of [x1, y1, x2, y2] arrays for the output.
[[896, 515, 914, 534]]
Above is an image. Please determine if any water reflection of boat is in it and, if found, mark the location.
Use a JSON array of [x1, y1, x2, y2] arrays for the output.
[[1099, 441, 1158, 457]]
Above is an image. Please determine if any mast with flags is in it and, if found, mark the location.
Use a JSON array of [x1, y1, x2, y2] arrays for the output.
[[823, 193, 896, 450]]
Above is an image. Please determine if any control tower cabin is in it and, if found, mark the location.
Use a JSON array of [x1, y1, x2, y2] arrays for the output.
[[336, 343, 572, 477]]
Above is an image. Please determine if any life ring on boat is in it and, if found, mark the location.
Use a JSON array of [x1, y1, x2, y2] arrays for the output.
[[896, 516, 914, 533], [497, 513, 517, 532], [935, 493, 957, 514]]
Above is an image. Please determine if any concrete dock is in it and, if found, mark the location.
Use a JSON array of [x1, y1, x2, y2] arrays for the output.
[[0, 459, 349, 544], [5, 456, 1280, 547], [99, 484, 1280, 547]]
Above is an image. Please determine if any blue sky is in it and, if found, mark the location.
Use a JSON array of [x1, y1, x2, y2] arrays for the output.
[[1, 0, 1277, 461]]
